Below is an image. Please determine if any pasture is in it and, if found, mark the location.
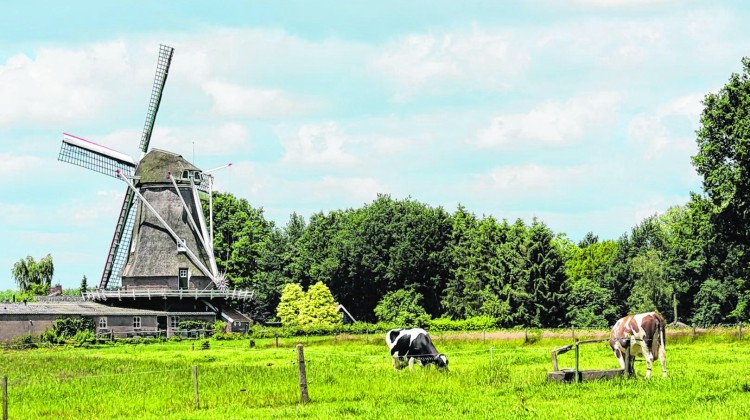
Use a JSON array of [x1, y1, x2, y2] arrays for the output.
[[1, 330, 749, 419]]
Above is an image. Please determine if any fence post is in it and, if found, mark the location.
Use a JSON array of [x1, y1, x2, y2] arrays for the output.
[[739, 322, 743, 341], [2, 376, 7, 420], [574, 340, 579, 383], [192, 366, 199, 410], [296, 344, 310, 404], [571, 327, 576, 340], [625, 344, 631, 378], [275, 332, 279, 348], [483, 330, 486, 345], [525, 330, 528, 344], [692, 324, 696, 339]]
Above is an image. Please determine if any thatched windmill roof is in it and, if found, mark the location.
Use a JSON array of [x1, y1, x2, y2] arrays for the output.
[[134, 149, 200, 185]]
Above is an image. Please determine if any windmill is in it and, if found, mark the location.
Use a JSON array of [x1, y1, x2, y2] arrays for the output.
[[58, 45, 228, 294]]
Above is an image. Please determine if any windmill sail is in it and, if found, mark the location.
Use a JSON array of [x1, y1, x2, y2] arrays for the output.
[[58, 133, 136, 178], [139, 44, 174, 154], [99, 189, 138, 289]]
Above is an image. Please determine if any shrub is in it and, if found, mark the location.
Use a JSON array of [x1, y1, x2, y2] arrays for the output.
[[374, 289, 431, 328]]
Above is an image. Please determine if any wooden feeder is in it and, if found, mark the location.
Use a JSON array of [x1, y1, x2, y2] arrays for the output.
[[547, 339, 631, 383]]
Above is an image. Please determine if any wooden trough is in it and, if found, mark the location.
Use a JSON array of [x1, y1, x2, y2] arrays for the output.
[[547, 338, 631, 383]]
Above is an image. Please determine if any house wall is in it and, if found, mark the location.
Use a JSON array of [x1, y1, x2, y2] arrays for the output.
[[0, 314, 57, 341]]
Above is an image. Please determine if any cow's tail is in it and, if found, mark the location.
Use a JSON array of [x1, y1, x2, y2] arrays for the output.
[[659, 314, 666, 350]]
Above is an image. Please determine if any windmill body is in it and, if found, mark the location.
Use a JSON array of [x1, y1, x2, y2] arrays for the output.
[[121, 149, 217, 291]]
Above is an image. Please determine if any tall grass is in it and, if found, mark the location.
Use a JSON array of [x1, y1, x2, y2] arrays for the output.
[[0, 331, 748, 419]]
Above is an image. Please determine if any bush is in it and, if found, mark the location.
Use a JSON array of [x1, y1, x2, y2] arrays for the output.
[[374, 289, 432, 328], [212, 320, 227, 337], [41, 317, 95, 344]]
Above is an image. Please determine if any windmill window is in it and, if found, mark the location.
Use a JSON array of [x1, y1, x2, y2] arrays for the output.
[[182, 170, 189, 179], [170, 316, 180, 329], [99, 317, 107, 329], [193, 172, 202, 183], [133, 316, 141, 329]]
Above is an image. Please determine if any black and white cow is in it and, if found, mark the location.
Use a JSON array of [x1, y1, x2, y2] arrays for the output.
[[386, 328, 448, 370], [609, 311, 667, 378]]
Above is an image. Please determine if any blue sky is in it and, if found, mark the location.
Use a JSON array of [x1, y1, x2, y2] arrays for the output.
[[2, 0, 749, 290]]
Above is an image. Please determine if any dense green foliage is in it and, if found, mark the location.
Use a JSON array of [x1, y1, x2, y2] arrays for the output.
[[277, 282, 342, 330], [374, 289, 431, 327], [1, 331, 749, 419], [40, 317, 95, 344]]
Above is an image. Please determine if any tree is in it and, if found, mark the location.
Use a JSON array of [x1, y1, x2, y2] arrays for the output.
[[525, 220, 568, 327], [298, 281, 341, 329], [628, 249, 672, 313], [11, 254, 54, 293], [692, 57, 750, 246], [374, 289, 432, 327], [277, 283, 305, 327], [80, 275, 88, 293]]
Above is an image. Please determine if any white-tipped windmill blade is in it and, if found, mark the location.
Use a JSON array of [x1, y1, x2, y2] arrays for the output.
[[58, 45, 174, 290]]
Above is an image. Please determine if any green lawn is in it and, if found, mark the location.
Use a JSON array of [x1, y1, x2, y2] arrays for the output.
[[1, 332, 749, 419]]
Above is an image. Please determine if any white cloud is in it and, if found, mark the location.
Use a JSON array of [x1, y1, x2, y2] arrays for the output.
[[476, 92, 622, 148], [0, 153, 43, 178], [371, 28, 530, 99], [474, 164, 592, 198], [203, 81, 318, 118], [281, 122, 359, 167], [0, 41, 151, 127], [299, 176, 385, 203], [627, 93, 702, 159]]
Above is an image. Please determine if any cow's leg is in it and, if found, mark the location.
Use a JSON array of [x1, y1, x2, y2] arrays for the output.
[[657, 343, 667, 377], [392, 356, 400, 370], [408, 357, 415, 370], [640, 340, 654, 378]]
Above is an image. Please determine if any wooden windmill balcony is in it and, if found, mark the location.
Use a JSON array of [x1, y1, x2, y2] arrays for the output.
[[82, 287, 253, 301]]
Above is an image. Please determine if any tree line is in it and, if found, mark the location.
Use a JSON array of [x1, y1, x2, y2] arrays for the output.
[[209, 57, 750, 328]]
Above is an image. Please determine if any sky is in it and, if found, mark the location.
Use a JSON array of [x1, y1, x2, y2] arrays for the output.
[[1, 0, 749, 290]]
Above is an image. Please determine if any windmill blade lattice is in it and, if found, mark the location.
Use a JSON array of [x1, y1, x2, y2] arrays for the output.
[[99, 188, 138, 289], [58, 134, 136, 178], [139, 44, 174, 153]]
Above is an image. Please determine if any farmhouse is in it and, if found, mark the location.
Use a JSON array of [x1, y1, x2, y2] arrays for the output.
[[0, 297, 252, 342]]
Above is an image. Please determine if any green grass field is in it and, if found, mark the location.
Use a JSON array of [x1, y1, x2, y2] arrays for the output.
[[1, 331, 749, 419]]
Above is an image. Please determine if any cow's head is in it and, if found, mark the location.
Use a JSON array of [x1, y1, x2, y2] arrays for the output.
[[435, 353, 449, 370]]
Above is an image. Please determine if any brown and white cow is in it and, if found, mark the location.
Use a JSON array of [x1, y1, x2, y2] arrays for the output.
[[609, 311, 667, 378]]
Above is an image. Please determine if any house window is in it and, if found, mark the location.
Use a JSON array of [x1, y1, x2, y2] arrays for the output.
[[170, 316, 180, 329], [98, 317, 107, 329], [133, 316, 141, 329]]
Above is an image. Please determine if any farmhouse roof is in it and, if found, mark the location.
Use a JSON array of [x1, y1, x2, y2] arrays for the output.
[[0, 302, 208, 317]]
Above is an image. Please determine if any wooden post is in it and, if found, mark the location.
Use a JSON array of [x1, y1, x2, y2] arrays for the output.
[[551, 348, 559, 371], [571, 327, 575, 340], [573, 340, 579, 383], [524, 330, 528, 343], [2, 376, 7, 420], [625, 344, 631, 378], [739, 322, 743, 342], [483, 330, 486, 345], [275, 332, 279, 348], [296, 344, 309, 404], [673, 293, 678, 324], [192, 366, 200, 410], [692, 324, 696, 339]]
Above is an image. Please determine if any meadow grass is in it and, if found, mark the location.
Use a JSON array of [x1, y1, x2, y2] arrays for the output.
[[0, 331, 749, 419]]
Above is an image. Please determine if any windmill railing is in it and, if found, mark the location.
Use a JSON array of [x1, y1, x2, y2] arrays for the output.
[[82, 288, 253, 301]]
